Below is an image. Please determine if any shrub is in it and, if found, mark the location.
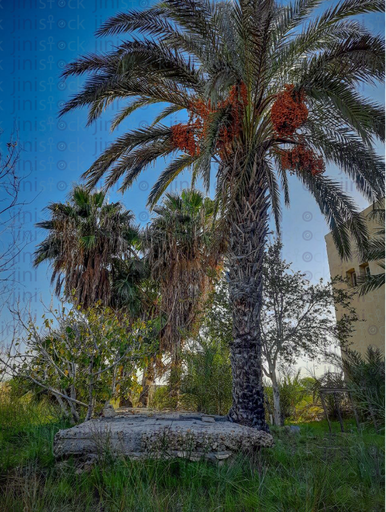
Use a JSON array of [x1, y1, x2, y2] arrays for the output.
[[1, 302, 157, 422], [264, 373, 324, 424], [180, 336, 232, 415], [343, 347, 385, 432], [148, 385, 176, 410]]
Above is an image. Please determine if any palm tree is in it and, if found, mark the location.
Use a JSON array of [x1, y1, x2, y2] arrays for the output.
[[111, 256, 152, 317], [143, 189, 223, 399], [61, 0, 384, 428], [34, 185, 140, 310]]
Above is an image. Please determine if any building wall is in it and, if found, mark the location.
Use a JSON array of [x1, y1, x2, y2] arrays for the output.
[[325, 203, 385, 357]]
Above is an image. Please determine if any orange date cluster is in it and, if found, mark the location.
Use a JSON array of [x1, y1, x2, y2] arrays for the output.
[[271, 84, 308, 137], [281, 145, 325, 176], [171, 82, 248, 159], [271, 84, 324, 176]]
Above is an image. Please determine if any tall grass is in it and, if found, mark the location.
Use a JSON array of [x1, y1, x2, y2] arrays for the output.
[[0, 385, 69, 474], [0, 387, 384, 512]]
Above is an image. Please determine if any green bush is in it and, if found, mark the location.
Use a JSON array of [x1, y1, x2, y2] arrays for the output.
[[180, 336, 232, 415], [343, 347, 385, 432], [264, 373, 325, 424], [148, 386, 177, 410], [1, 303, 157, 422]]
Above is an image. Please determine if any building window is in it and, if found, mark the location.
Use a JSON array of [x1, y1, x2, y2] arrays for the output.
[[359, 262, 371, 278], [346, 268, 357, 287]]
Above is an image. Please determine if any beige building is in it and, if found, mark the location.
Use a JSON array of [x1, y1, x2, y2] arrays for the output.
[[325, 202, 385, 357]]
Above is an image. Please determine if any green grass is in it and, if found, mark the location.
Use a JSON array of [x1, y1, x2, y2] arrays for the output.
[[0, 391, 384, 512]]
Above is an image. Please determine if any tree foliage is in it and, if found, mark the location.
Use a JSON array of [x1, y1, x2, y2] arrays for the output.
[[1, 303, 157, 423], [261, 240, 358, 369], [34, 186, 142, 312], [143, 189, 224, 354], [260, 239, 358, 425], [181, 336, 232, 415], [61, 0, 384, 259], [342, 346, 385, 432]]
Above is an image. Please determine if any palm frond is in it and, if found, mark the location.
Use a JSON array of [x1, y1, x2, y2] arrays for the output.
[[304, 122, 385, 200], [297, 173, 369, 259], [81, 125, 173, 189], [358, 269, 385, 295], [274, 0, 322, 40], [265, 160, 281, 233], [111, 98, 161, 131], [115, 142, 175, 192], [148, 155, 196, 207], [151, 105, 184, 126], [96, 6, 174, 37]]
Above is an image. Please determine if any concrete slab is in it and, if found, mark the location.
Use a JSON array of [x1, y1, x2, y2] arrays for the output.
[[54, 411, 274, 463]]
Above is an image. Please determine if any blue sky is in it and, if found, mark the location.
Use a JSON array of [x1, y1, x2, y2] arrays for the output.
[[0, 0, 384, 344]]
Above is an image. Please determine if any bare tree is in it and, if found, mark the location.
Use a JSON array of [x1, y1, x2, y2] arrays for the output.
[[260, 240, 358, 426], [0, 132, 30, 312]]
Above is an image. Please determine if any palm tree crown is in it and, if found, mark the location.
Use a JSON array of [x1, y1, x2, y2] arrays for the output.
[[34, 186, 139, 310], [61, 0, 384, 256], [143, 189, 223, 353]]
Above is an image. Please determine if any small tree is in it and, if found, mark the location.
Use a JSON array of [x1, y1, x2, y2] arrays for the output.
[[34, 185, 140, 311], [1, 302, 157, 423], [0, 134, 30, 313], [143, 190, 223, 402], [260, 240, 357, 426]]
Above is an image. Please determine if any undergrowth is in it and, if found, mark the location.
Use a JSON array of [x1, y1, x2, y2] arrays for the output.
[[0, 388, 384, 512]]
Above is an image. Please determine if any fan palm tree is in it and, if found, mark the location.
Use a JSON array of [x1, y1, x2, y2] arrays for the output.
[[34, 185, 140, 310], [143, 189, 223, 398], [61, 0, 384, 428], [111, 256, 152, 316]]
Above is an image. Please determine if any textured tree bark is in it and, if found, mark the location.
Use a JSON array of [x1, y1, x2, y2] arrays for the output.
[[227, 177, 269, 430]]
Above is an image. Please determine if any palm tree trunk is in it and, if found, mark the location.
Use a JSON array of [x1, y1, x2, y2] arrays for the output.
[[227, 179, 269, 430]]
